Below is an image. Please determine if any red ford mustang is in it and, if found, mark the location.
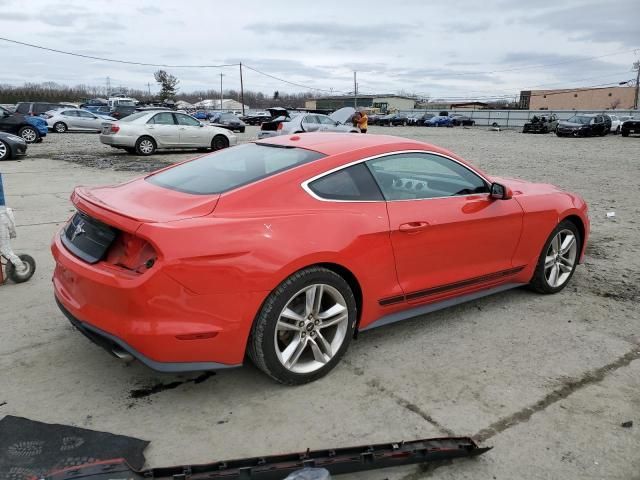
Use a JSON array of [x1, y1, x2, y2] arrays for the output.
[[52, 133, 589, 384]]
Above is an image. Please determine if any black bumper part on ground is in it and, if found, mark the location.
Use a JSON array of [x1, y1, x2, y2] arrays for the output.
[[41, 436, 491, 480]]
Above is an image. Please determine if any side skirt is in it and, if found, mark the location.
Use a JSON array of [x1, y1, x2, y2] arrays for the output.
[[361, 282, 525, 332]]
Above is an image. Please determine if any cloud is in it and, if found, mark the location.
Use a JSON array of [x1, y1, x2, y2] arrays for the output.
[[245, 21, 414, 47], [138, 6, 161, 15], [444, 21, 491, 34], [516, 1, 640, 45]]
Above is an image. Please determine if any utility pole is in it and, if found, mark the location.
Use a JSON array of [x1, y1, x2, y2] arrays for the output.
[[239, 63, 245, 115], [633, 60, 640, 110], [106, 76, 111, 96], [353, 71, 357, 109], [147, 82, 151, 97], [219, 73, 225, 111]]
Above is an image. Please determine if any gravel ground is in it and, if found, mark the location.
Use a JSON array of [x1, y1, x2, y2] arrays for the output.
[[1, 125, 639, 479]]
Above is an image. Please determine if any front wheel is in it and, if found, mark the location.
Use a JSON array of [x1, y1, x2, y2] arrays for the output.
[[18, 126, 38, 143], [0, 140, 10, 161], [621, 131, 629, 137], [529, 220, 580, 294], [6, 254, 36, 283], [248, 267, 357, 385], [211, 134, 229, 151]]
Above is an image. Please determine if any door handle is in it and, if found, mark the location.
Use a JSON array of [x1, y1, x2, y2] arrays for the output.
[[399, 221, 430, 233]]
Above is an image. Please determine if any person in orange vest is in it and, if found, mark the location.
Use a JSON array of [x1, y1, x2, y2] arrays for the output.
[[357, 110, 368, 133]]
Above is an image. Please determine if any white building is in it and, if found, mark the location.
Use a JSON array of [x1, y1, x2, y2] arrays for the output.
[[194, 98, 250, 111]]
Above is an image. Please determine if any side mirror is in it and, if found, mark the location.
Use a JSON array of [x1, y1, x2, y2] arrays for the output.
[[490, 182, 512, 200], [199, 122, 204, 127]]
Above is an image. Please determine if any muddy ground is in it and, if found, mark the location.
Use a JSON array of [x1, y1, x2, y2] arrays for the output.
[[0, 125, 638, 479]]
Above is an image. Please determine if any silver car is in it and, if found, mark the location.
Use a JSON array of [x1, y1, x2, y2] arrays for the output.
[[45, 109, 115, 133], [99, 110, 237, 156], [257, 107, 358, 139]]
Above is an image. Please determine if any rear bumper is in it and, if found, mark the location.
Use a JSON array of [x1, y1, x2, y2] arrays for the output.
[[99, 134, 136, 148], [52, 230, 264, 370], [56, 297, 237, 372], [257, 131, 278, 139]]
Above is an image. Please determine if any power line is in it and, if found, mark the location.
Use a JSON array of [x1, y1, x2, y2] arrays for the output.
[[0, 36, 239, 68], [242, 64, 348, 94]]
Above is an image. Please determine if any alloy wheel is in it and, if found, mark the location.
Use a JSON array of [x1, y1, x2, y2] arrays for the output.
[[274, 284, 349, 374], [21, 128, 37, 143], [544, 229, 577, 288], [0, 141, 7, 160]]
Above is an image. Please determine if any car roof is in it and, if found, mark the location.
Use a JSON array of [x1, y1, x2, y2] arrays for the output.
[[256, 132, 444, 157]]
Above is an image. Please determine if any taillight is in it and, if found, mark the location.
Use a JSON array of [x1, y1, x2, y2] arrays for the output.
[[105, 232, 157, 274], [110, 124, 120, 133], [277, 122, 283, 130]]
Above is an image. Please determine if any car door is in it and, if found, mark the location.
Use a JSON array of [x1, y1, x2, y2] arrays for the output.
[[146, 112, 179, 147], [316, 114, 339, 131], [75, 110, 101, 130], [59, 110, 81, 130], [175, 113, 208, 146], [366, 152, 524, 303], [301, 115, 321, 132]]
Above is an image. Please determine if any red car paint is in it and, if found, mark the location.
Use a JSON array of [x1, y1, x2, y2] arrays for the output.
[[51, 133, 589, 370]]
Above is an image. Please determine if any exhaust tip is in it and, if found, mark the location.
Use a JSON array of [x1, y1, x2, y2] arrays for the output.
[[112, 347, 134, 362]]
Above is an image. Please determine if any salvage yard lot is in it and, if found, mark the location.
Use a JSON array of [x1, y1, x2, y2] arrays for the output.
[[1, 126, 638, 479]]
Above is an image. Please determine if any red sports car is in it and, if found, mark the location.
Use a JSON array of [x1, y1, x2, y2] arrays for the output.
[[52, 133, 589, 384]]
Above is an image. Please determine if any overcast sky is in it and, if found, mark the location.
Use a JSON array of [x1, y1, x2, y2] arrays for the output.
[[0, 0, 638, 99]]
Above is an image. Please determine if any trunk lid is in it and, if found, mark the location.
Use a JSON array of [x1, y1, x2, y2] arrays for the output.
[[329, 107, 355, 125], [75, 177, 219, 224]]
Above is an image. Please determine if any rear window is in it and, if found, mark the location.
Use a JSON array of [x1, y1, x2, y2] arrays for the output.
[[119, 111, 148, 122], [15, 103, 30, 114], [147, 143, 325, 195]]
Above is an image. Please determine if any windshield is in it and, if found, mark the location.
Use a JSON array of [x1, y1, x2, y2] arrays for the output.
[[567, 115, 592, 124], [147, 143, 325, 195]]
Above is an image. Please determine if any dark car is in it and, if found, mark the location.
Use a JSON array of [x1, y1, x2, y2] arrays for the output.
[[621, 117, 640, 137], [15, 102, 74, 116], [0, 106, 43, 143], [522, 114, 558, 133], [109, 105, 138, 120], [450, 114, 476, 126], [209, 112, 246, 133], [0, 131, 28, 161], [556, 114, 610, 137], [80, 98, 108, 108], [241, 111, 272, 125], [85, 105, 112, 115], [378, 113, 409, 126]]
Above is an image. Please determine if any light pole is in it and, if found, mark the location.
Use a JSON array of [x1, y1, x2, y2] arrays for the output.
[[633, 61, 639, 110], [219, 73, 225, 111]]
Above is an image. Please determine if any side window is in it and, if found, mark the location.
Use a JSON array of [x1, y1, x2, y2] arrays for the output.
[[302, 115, 319, 125], [78, 111, 95, 118], [16, 104, 30, 114], [63, 110, 79, 117], [317, 115, 336, 125], [366, 153, 488, 201], [307, 163, 383, 201], [149, 112, 175, 125], [175, 114, 201, 126]]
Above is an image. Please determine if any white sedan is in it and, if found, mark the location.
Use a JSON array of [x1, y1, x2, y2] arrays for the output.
[[45, 108, 115, 133], [99, 110, 237, 155]]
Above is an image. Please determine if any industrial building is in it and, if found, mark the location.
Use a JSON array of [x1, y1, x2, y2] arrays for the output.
[[305, 95, 417, 112], [519, 86, 636, 111]]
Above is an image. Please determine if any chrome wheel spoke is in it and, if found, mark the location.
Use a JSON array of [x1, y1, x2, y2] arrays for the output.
[[282, 336, 306, 368], [277, 319, 302, 332], [551, 234, 560, 254], [320, 312, 348, 329], [559, 263, 572, 274], [281, 308, 304, 323], [309, 338, 329, 364], [314, 331, 333, 358], [544, 255, 556, 269], [559, 234, 575, 255], [548, 264, 559, 286]]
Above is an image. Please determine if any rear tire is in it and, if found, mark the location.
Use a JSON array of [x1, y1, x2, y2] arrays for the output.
[[248, 267, 357, 385], [135, 136, 156, 156], [18, 126, 38, 143], [53, 122, 67, 133], [211, 134, 229, 151], [6, 254, 36, 283], [529, 220, 580, 294], [0, 140, 11, 161]]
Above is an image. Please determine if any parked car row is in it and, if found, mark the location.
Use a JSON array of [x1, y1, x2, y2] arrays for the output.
[[257, 107, 357, 139], [368, 112, 476, 127], [0, 105, 47, 143]]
